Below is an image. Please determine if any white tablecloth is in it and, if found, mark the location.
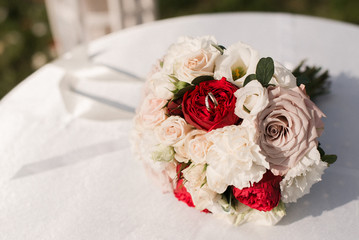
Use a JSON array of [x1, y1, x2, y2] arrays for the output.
[[1, 13, 358, 240]]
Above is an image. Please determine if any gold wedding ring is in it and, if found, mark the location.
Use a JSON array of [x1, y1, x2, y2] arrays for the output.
[[205, 92, 219, 112]]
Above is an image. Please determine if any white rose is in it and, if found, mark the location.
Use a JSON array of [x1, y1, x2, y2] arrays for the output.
[[234, 80, 269, 125], [136, 94, 167, 130], [131, 128, 176, 193], [163, 36, 220, 83], [269, 61, 297, 88], [205, 125, 269, 193], [155, 116, 192, 146], [142, 159, 177, 193], [280, 147, 328, 203], [145, 71, 175, 99], [182, 163, 217, 211], [173, 129, 207, 163], [214, 41, 260, 87]]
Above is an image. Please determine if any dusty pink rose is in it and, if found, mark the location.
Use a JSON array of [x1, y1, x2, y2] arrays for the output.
[[257, 86, 325, 175]]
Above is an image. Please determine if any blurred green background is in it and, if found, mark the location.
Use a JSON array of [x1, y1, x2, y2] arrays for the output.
[[0, 0, 358, 99]]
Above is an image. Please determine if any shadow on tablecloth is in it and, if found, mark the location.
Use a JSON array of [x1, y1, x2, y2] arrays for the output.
[[280, 73, 359, 225]]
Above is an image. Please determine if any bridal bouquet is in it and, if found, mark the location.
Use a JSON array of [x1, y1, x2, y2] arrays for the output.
[[131, 36, 336, 225]]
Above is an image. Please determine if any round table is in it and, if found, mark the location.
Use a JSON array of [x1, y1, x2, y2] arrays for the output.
[[1, 13, 358, 240]]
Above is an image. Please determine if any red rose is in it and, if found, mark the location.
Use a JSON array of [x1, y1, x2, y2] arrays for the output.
[[167, 98, 183, 117], [174, 178, 195, 208], [232, 170, 282, 212], [182, 77, 240, 131]]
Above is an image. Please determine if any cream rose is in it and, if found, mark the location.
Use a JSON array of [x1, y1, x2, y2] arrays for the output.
[[173, 129, 208, 163], [188, 131, 211, 164], [136, 94, 167, 130], [205, 125, 269, 193], [280, 147, 328, 203], [163, 36, 220, 83], [155, 116, 192, 146], [182, 163, 217, 211], [214, 41, 259, 87], [257, 86, 325, 175], [145, 71, 175, 99], [234, 80, 269, 125]]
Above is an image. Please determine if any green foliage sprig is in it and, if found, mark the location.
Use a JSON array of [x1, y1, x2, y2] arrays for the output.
[[292, 61, 331, 99]]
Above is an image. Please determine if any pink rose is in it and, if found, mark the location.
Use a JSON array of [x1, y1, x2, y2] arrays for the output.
[[136, 94, 167, 129], [257, 86, 325, 175]]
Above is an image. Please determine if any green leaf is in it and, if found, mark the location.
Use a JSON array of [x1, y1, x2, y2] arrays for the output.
[[317, 145, 325, 158], [322, 155, 337, 165], [317, 144, 337, 166], [200, 178, 207, 188], [243, 74, 256, 86], [256, 57, 274, 87], [173, 85, 196, 100], [168, 74, 179, 82], [174, 80, 190, 90], [291, 60, 331, 100], [191, 75, 214, 85]]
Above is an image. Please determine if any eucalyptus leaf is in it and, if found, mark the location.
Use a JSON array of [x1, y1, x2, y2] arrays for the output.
[[243, 74, 257, 86], [191, 75, 214, 85], [256, 57, 274, 86], [322, 154, 337, 165]]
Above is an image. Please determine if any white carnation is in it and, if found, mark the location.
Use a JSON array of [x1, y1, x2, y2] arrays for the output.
[[244, 202, 286, 226], [214, 41, 259, 87], [163, 36, 220, 83], [207, 195, 244, 225], [234, 80, 269, 126], [280, 147, 328, 203], [208, 195, 257, 225], [205, 125, 269, 193]]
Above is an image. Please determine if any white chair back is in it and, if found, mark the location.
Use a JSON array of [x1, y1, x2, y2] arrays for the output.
[[45, 0, 157, 55]]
